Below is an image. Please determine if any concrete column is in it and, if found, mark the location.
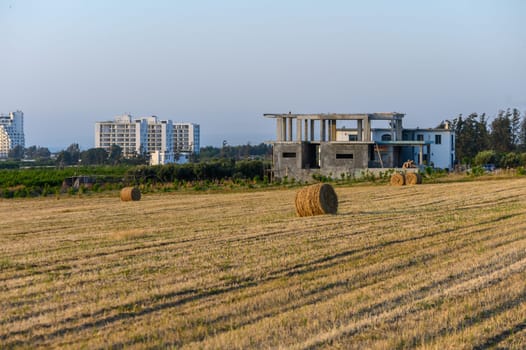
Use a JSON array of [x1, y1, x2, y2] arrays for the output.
[[419, 145, 423, 165], [276, 118, 282, 141], [320, 119, 326, 141], [310, 120, 315, 141], [281, 118, 287, 141], [296, 118, 302, 141], [357, 119, 363, 141], [304, 119, 309, 141], [364, 118, 371, 142], [331, 120, 337, 141], [397, 120, 403, 141], [287, 117, 293, 141]]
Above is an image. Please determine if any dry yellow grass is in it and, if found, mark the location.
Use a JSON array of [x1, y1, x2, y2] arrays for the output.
[[1, 179, 526, 349]]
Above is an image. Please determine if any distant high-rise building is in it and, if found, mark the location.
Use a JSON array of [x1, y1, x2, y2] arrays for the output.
[[95, 115, 199, 165], [95, 114, 147, 157], [0, 110, 25, 158], [173, 122, 200, 156]]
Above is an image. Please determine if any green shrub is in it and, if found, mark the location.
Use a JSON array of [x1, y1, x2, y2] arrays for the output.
[[500, 152, 521, 168], [468, 166, 485, 177], [473, 150, 496, 166]]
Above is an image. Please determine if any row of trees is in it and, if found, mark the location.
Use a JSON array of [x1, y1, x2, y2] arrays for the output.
[[452, 108, 526, 165], [55, 144, 147, 166], [8, 145, 51, 160], [197, 142, 272, 161], [127, 159, 269, 184], [5, 142, 272, 167], [5, 143, 147, 167]]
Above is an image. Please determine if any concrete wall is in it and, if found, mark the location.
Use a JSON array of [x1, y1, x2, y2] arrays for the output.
[[272, 142, 302, 179], [319, 143, 369, 169], [272, 142, 372, 182]]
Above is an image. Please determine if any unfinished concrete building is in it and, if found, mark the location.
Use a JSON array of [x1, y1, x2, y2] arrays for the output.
[[264, 112, 454, 182]]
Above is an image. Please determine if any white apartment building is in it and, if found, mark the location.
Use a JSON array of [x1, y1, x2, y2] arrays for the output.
[[143, 116, 174, 165], [0, 110, 25, 158], [173, 123, 200, 162], [95, 115, 199, 165], [95, 114, 147, 157]]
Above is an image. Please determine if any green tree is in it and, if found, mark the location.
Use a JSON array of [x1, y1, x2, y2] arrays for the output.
[[66, 143, 81, 164], [519, 111, 526, 152], [473, 150, 496, 166], [80, 148, 108, 165], [8, 145, 25, 160], [452, 113, 489, 164], [500, 152, 521, 168], [26, 146, 51, 160], [108, 144, 123, 165], [36, 147, 51, 159], [56, 150, 73, 167], [511, 108, 521, 148], [490, 110, 514, 153], [25, 145, 37, 159]]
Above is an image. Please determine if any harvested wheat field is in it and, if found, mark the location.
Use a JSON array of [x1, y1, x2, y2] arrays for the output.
[[1, 178, 526, 349]]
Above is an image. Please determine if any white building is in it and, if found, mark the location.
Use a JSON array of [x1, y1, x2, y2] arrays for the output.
[[393, 126, 455, 169], [173, 123, 200, 162], [95, 115, 199, 165], [0, 111, 25, 158], [143, 116, 174, 165], [95, 114, 147, 157], [336, 121, 455, 170]]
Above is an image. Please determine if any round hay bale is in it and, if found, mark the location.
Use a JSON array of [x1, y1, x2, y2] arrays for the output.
[[120, 187, 141, 201], [405, 172, 422, 185], [295, 183, 338, 217], [390, 173, 406, 186]]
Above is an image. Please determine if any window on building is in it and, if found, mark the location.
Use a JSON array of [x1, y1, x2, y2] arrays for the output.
[[435, 135, 442, 144], [282, 152, 296, 158], [417, 134, 424, 141], [348, 135, 358, 141], [381, 134, 392, 141], [336, 153, 354, 159]]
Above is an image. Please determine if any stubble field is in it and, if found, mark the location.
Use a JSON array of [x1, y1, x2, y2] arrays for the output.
[[1, 178, 526, 349]]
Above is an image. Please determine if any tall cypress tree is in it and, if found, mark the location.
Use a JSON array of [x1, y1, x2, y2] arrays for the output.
[[511, 108, 522, 149], [519, 110, 526, 152], [452, 113, 492, 164], [475, 113, 490, 152], [490, 110, 514, 153]]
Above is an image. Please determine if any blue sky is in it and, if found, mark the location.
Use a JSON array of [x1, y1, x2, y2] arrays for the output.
[[1, 0, 525, 149]]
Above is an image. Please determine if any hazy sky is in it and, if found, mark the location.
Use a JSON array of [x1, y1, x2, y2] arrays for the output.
[[1, 0, 525, 149]]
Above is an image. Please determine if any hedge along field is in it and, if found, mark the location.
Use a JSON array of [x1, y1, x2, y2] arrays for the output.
[[1, 179, 525, 349], [0, 160, 270, 198]]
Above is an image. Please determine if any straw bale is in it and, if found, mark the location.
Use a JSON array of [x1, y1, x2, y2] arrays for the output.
[[295, 183, 338, 217], [120, 187, 141, 201], [390, 173, 406, 186], [405, 172, 422, 185]]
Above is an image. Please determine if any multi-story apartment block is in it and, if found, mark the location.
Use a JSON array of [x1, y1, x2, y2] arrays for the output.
[[95, 114, 147, 157], [0, 110, 25, 158], [95, 115, 199, 165], [144, 116, 173, 156], [173, 123, 200, 161]]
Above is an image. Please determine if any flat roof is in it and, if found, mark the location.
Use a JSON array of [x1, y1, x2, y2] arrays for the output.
[[264, 113, 405, 120]]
